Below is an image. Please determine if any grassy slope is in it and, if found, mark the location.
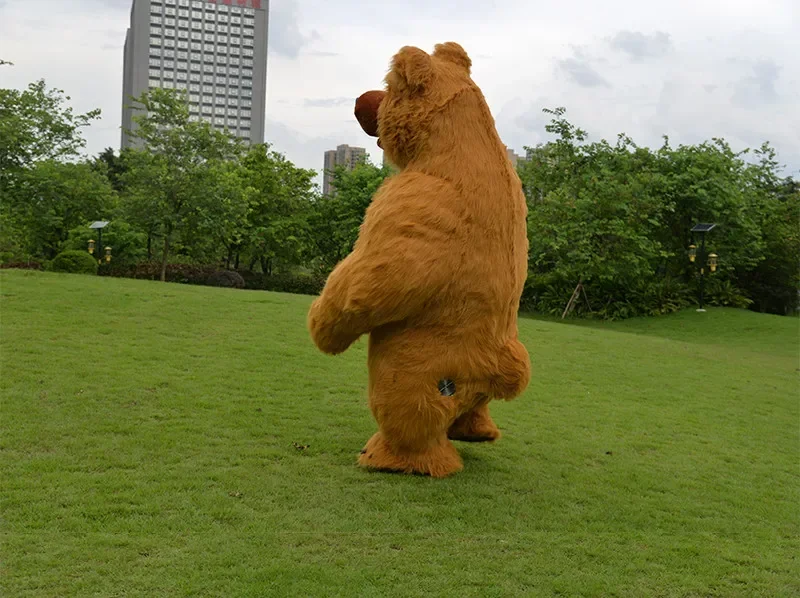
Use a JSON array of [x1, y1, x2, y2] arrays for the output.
[[1, 270, 798, 598]]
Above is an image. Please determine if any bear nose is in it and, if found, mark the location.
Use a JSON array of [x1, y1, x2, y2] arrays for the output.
[[354, 90, 385, 138]]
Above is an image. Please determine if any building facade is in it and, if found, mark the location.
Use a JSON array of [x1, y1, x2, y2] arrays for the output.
[[505, 146, 526, 168], [322, 144, 367, 196], [121, 0, 268, 148]]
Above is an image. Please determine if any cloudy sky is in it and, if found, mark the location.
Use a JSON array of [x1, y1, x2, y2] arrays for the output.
[[1, 0, 798, 188]]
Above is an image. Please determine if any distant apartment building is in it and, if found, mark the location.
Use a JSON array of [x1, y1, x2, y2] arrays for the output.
[[505, 146, 526, 168], [121, 0, 269, 149], [322, 144, 367, 196]]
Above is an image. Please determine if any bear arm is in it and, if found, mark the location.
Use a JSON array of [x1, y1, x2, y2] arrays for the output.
[[308, 174, 462, 354]]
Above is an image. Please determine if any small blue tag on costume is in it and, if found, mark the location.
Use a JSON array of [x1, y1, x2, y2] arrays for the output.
[[438, 379, 456, 397]]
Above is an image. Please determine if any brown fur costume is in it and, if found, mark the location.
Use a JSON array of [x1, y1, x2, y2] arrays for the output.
[[308, 42, 530, 477]]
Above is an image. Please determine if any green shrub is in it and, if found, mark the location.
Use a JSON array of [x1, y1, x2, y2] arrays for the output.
[[49, 250, 98, 275], [239, 270, 325, 295]]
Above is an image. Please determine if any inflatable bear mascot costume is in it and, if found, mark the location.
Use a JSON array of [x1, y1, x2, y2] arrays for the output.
[[307, 41, 530, 478]]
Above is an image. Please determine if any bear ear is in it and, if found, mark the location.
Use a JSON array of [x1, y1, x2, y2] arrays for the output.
[[433, 42, 472, 75], [386, 46, 433, 94]]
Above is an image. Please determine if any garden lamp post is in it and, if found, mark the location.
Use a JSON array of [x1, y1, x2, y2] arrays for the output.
[[88, 221, 110, 265], [689, 222, 717, 312]]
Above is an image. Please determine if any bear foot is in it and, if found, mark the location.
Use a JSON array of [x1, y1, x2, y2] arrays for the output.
[[357, 432, 463, 478], [447, 406, 501, 443]]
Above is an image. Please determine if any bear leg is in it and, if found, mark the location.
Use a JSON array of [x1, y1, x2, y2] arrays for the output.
[[447, 397, 501, 442], [357, 376, 463, 478]]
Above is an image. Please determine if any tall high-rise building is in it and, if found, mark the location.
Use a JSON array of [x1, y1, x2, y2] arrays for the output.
[[322, 144, 366, 196], [121, 0, 268, 149]]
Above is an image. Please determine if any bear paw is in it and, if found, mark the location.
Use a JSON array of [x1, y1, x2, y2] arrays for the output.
[[447, 408, 501, 443], [357, 432, 463, 478]]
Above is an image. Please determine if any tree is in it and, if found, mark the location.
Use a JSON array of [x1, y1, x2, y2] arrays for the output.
[[10, 159, 116, 260], [517, 107, 798, 319], [238, 143, 318, 274], [119, 87, 245, 281], [308, 161, 393, 272], [0, 78, 100, 189], [0, 76, 103, 262]]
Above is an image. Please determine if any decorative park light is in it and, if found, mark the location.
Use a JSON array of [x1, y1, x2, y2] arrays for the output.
[[689, 222, 718, 312], [88, 221, 110, 265]]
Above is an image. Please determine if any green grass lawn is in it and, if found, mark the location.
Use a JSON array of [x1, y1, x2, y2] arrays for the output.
[[1, 269, 798, 597]]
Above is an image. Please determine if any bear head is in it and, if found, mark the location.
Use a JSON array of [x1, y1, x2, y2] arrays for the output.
[[355, 42, 494, 171]]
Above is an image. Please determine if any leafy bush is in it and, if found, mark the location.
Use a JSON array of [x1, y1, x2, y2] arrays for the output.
[[206, 270, 245, 289], [239, 270, 325, 296], [703, 278, 753, 309], [49, 250, 98, 275], [64, 220, 148, 267], [0, 259, 42, 270], [102, 261, 218, 285]]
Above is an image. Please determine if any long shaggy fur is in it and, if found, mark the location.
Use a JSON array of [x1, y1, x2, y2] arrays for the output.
[[308, 41, 531, 478]]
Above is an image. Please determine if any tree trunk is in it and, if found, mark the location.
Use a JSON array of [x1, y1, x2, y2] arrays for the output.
[[234, 251, 240, 270], [225, 245, 233, 270], [147, 233, 152, 260], [160, 228, 171, 282]]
